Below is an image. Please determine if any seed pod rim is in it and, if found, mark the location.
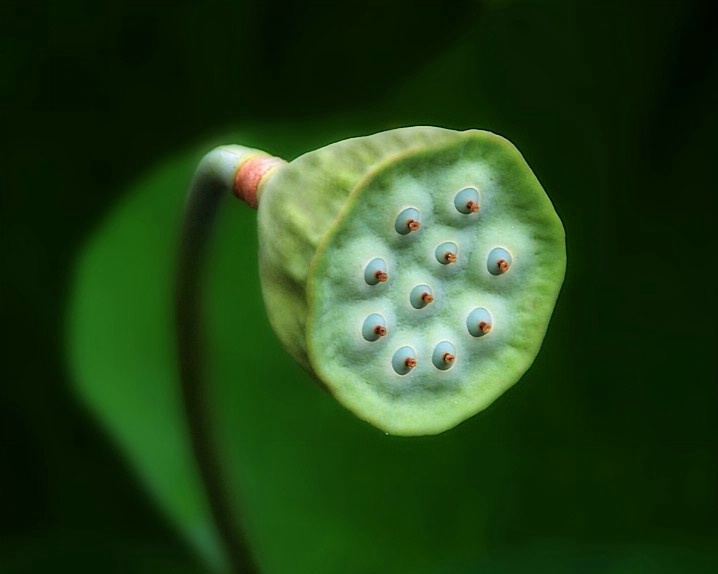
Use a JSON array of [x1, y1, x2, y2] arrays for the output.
[[305, 129, 566, 435]]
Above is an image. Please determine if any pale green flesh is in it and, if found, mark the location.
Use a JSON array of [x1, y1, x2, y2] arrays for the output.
[[307, 131, 566, 435]]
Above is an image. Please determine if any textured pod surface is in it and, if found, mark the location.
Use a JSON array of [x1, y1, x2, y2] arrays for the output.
[[305, 130, 565, 435]]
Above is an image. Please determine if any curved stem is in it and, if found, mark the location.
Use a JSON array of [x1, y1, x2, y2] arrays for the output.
[[175, 146, 282, 574]]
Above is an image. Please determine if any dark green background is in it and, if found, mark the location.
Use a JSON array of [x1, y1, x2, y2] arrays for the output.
[[2, 1, 716, 572]]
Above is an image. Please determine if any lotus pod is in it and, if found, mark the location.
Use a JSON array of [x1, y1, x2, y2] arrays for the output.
[[248, 127, 565, 435]]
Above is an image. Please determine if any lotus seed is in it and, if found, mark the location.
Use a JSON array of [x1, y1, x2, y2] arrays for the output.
[[487, 247, 512, 275], [435, 241, 458, 265], [467, 308, 493, 337], [364, 257, 388, 285], [392, 346, 417, 375], [454, 187, 480, 214], [432, 341, 457, 370], [395, 207, 421, 235], [410, 284, 434, 309], [362, 313, 387, 342]]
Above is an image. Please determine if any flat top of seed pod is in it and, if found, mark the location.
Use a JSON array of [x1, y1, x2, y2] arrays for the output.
[[306, 130, 566, 436]]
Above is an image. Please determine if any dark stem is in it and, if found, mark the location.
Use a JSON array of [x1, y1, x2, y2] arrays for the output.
[[175, 151, 260, 574]]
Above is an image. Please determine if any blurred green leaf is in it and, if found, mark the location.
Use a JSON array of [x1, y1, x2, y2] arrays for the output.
[[66, 139, 229, 571]]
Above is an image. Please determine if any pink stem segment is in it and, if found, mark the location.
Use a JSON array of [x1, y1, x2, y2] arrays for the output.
[[233, 155, 286, 209]]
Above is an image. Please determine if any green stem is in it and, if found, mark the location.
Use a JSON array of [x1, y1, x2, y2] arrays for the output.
[[175, 145, 277, 574]]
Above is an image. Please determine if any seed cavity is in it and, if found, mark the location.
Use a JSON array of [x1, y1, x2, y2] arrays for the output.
[[362, 313, 387, 342], [467, 308, 492, 337], [454, 187, 480, 214], [395, 207, 421, 235], [435, 242, 458, 265], [392, 346, 417, 375], [432, 341, 457, 370], [364, 258, 388, 285], [487, 247, 512, 275], [410, 284, 434, 309]]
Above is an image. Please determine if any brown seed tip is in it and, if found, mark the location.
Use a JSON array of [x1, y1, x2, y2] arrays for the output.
[[467, 201, 480, 213], [404, 357, 417, 369], [421, 292, 434, 303], [407, 219, 421, 232], [375, 270, 388, 283], [445, 252, 457, 264], [443, 353, 456, 364], [374, 325, 387, 337], [497, 259, 509, 272], [479, 321, 492, 334]]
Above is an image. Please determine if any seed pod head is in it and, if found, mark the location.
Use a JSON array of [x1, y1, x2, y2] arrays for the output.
[[257, 127, 565, 435]]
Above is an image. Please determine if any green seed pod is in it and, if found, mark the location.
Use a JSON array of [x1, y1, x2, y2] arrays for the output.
[[254, 127, 565, 435]]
